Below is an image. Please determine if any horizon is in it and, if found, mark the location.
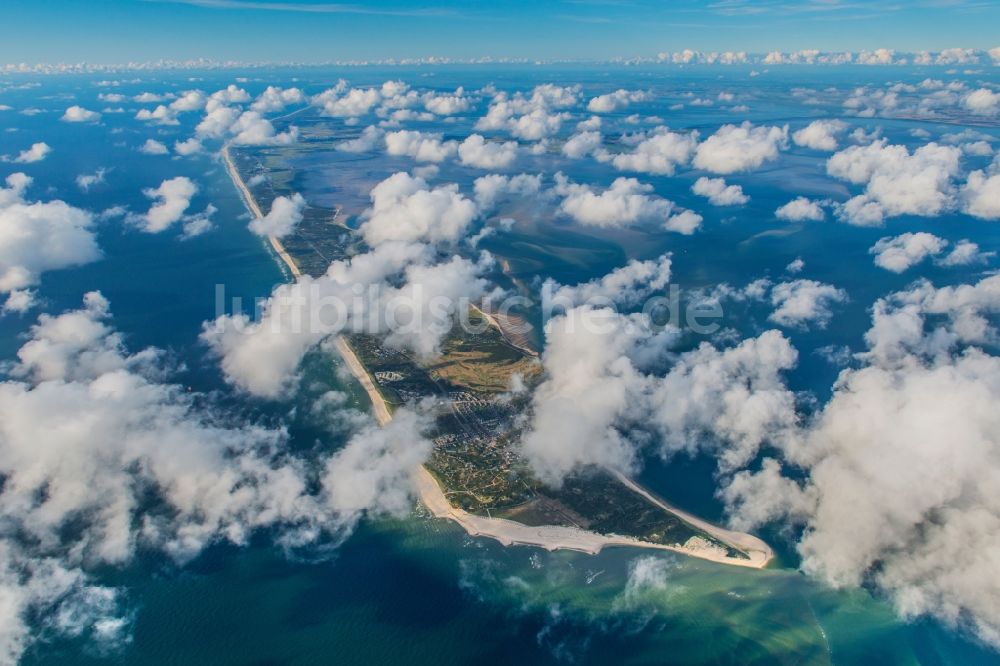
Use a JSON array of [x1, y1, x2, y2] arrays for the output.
[[4, 47, 1000, 73], [2, 0, 1000, 65]]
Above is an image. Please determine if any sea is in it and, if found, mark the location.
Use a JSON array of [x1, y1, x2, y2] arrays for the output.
[[1, 65, 998, 665]]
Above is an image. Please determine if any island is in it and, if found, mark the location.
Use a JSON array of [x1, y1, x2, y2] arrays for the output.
[[222, 130, 774, 569]]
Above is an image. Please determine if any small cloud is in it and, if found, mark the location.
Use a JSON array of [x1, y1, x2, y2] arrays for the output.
[[76, 168, 108, 192], [2, 288, 37, 314], [61, 105, 101, 123], [139, 139, 169, 155], [173, 138, 203, 156], [13, 142, 51, 164]]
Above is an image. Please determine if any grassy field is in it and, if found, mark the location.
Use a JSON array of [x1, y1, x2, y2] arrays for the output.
[[425, 309, 541, 393], [232, 142, 745, 560]]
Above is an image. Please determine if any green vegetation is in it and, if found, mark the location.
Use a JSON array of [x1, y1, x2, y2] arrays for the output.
[[230, 142, 746, 559], [547, 472, 747, 558], [347, 334, 439, 409], [425, 309, 540, 392], [426, 428, 535, 512]]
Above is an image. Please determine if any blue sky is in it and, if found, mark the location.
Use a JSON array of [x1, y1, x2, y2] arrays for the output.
[[2, 0, 999, 63]]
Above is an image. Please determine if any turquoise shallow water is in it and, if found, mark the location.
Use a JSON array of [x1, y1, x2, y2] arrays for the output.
[[22, 518, 995, 665], [1, 67, 998, 664]]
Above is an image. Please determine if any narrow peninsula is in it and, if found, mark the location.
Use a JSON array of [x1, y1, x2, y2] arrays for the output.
[[222, 140, 774, 569]]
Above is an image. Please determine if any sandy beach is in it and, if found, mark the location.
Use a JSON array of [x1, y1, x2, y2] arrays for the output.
[[413, 466, 771, 567], [332, 336, 393, 426], [610, 471, 773, 567], [221, 143, 772, 570], [222, 145, 302, 281]]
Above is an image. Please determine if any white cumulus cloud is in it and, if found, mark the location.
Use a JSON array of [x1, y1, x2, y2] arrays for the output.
[[203, 244, 492, 395], [0, 294, 435, 662], [12, 142, 51, 163], [139, 139, 169, 155], [555, 174, 676, 229], [693, 122, 788, 174], [603, 128, 698, 176], [691, 176, 749, 205], [561, 131, 602, 159], [776, 197, 825, 221], [384, 130, 457, 163], [360, 172, 477, 246], [587, 89, 649, 113], [544, 254, 672, 310], [132, 177, 197, 233], [792, 119, 848, 151], [336, 125, 385, 153], [250, 86, 305, 113], [0, 174, 100, 293], [768, 279, 847, 329], [61, 106, 101, 123], [963, 88, 1000, 117], [724, 275, 1000, 649], [457, 134, 518, 169], [248, 193, 306, 239], [828, 140, 962, 225], [869, 232, 949, 273], [961, 163, 1000, 220]]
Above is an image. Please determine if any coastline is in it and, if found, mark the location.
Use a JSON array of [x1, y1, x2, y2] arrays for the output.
[[610, 470, 773, 567], [469, 302, 539, 358], [222, 144, 302, 281], [332, 336, 393, 426], [414, 466, 768, 567], [221, 143, 772, 570]]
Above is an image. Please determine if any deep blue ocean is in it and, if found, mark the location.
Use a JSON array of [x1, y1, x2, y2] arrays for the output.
[[1, 65, 998, 664]]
